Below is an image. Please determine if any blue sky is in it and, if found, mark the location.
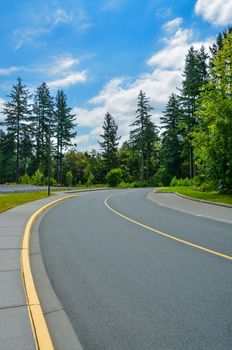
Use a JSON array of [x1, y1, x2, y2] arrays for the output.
[[1, 0, 232, 150]]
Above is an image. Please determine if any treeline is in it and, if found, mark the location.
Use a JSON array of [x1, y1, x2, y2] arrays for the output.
[[0, 27, 232, 192]]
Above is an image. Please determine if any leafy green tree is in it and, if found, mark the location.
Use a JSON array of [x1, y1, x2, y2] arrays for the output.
[[179, 46, 208, 178], [98, 112, 120, 173], [1, 78, 32, 182], [106, 168, 122, 187], [209, 26, 232, 65], [130, 91, 158, 180], [160, 93, 182, 184], [32, 169, 43, 190], [193, 32, 232, 192], [55, 90, 76, 184]]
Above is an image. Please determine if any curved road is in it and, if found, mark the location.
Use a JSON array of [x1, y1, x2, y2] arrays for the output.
[[39, 189, 232, 350]]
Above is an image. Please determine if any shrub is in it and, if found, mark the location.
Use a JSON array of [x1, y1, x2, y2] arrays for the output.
[[86, 171, 94, 187], [106, 168, 122, 187], [65, 171, 73, 187], [32, 169, 43, 188], [170, 176, 192, 187], [118, 181, 133, 188], [19, 173, 32, 185]]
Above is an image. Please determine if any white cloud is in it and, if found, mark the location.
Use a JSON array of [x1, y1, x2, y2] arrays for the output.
[[42, 55, 80, 76], [101, 0, 123, 11], [53, 9, 73, 25], [162, 17, 183, 32], [14, 28, 49, 50], [74, 24, 213, 150], [48, 71, 87, 89], [147, 28, 213, 70], [0, 67, 19, 76], [155, 7, 172, 19], [0, 98, 5, 123], [195, 0, 232, 26], [0, 98, 5, 111], [14, 7, 74, 49]]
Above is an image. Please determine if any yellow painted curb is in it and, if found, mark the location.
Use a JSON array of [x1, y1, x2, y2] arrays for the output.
[[21, 195, 76, 350]]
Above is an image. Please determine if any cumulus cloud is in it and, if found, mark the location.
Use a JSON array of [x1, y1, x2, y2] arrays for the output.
[[74, 23, 213, 150], [195, 0, 232, 26], [48, 71, 87, 89], [42, 55, 80, 76], [147, 27, 213, 70], [162, 17, 183, 32]]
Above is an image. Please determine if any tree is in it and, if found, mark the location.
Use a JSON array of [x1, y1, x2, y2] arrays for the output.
[[98, 112, 120, 173], [33, 82, 54, 175], [179, 46, 208, 178], [209, 26, 232, 65], [130, 90, 158, 180], [55, 90, 76, 184], [160, 93, 182, 184], [1, 78, 32, 182], [193, 32, 232, 192], [106, 168, 122, 187]]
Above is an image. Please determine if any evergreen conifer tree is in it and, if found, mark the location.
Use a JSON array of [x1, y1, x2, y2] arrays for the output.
[[160, 93, 182, 182], [180, 46, 208, 178], [130, 91, 158, 180], [98, 112, 120, 173], [33, 82, 54, 175], [1, 77, 32, 182], [55, 89, 77, 183]]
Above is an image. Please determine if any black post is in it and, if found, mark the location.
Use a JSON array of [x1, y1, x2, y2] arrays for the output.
[[48, 121, 51, 197]]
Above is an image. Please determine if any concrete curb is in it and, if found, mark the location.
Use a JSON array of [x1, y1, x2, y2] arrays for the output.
[[21, 195, 76, 350], [154, 190, 232, 209], [30, 207, 83, 350]]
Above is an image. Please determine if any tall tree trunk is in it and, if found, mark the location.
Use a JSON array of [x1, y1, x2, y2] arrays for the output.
[[140, 151, 144, 181]]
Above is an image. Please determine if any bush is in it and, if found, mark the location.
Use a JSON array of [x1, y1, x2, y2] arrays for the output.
[[170, 176, 192, 187], [86, 172, 94, 187], [32, 169, 43, 187], [19, 173, 33, 185], [118, 181, 133, 188], [153, 166, 171, 187], [65, 171, 73, 187], [106, 168, 122, 187]]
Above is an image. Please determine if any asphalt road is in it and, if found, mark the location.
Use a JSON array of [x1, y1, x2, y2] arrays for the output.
[[39, 189, 232, 350]]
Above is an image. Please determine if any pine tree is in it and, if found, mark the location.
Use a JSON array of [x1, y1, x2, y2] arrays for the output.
[[98, 112, 120, 173], [130, 90, 158, 180], [55, 90, 77, 184], [1, 77, 32, 182], [160, 93, 182, 182], [180, 46, 208, 178], [33, 82, 54, 175]]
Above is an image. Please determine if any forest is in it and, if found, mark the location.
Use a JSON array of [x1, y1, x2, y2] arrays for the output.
[[0, 27, 232, 193]]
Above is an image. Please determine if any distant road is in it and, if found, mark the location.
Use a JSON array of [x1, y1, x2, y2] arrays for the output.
[[0, 184, 70, 193], [39, 189, 232, 350]]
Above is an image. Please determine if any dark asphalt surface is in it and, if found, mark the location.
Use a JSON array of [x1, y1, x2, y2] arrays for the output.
[[39, 189, 232, 350]]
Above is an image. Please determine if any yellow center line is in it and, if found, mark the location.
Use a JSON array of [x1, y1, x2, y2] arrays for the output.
[[104, 194, 232, 262]]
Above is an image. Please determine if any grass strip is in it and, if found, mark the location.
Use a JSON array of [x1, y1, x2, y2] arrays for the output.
[[0, 192, 54, 213], [159, 187, 232, 206]]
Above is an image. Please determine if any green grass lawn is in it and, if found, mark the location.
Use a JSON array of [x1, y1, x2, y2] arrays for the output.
[[159, 187, 232, 206], [0, 192, 54, 213]]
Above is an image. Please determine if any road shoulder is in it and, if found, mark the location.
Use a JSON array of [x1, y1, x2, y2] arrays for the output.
[[147, 191, 232, 224]]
